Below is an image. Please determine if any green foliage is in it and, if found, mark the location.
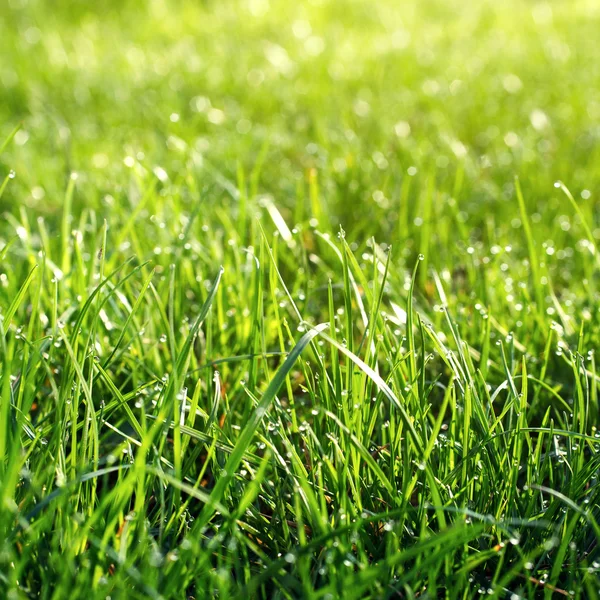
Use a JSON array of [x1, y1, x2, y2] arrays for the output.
[[1, 0, 600, 597]]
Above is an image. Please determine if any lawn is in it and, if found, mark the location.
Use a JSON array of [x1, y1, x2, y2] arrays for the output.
[[1, 0, 600, 597]]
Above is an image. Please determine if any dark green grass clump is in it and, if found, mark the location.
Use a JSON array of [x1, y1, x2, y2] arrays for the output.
[[2, 0, 600, 598]]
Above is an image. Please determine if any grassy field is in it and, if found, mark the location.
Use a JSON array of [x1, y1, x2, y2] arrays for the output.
[[1, 0, 600, 597]]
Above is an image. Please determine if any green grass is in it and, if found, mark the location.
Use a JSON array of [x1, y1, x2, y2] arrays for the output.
[[1, 0, 600, 597]]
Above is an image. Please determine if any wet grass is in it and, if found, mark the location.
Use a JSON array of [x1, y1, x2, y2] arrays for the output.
[[1, 0, 600, 597]]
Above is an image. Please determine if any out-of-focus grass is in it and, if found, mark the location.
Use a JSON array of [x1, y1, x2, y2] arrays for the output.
[[1, 0, 600, 598], [3, 0, 600, 226]]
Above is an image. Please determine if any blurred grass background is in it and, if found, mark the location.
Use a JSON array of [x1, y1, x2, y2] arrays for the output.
[[2, 0, 599, 233]]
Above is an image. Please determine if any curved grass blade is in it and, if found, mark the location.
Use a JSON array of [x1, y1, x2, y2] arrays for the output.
[[195, 322, 329, 529], [2, 264, 37, 331], [0, 123, 21, 155]]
